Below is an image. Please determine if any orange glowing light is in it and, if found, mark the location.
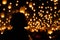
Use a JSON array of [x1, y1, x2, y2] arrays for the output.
[[48, 30, 53, 34], [29, 2, 33, 8], [2, 0, 7, 5], [1, 12, 5, 18], [8, 5, 12, 9], [20, 6, 26, 13]]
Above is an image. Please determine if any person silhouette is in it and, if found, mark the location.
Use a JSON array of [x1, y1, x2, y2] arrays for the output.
[[1, 12, 29, 40]]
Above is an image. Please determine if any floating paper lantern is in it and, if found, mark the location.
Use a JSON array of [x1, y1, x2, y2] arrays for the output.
[[29, 2, 33, 8], [1, 13, 5, 18], [2, 0, 7, 5], [20, 6, 26, 13], [54, 0, 58, 2], [8, 5, 12, 9], [48, 30, 53, 34]]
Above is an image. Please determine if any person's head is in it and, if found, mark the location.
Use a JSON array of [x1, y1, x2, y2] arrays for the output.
[[10, 12, 27, 29]]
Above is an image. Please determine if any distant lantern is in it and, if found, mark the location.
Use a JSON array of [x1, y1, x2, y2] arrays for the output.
[[2, 0, 7, 5], [54, 0, 58, 2], [8, 5, 12, 9], [49, 36, 52, 39], [1, 26, 6, 30], [26, 1, 29, 4], [29, 2, 33, 8], [1, 12, 5, 18], [7, 25, 13, 30], [48, 30, 53, 34], [3, 8, 6, 11], [1, 31, 4, 34], [50, 0, 53, 1], [0, 20, 1, 22], [20, 6, 26, 13], [16, 3, 18, 6]]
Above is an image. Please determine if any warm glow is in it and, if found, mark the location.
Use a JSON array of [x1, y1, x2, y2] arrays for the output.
[[3, 8, 5, 11], [29, 2, 33, 8], [38, 6, 40, 8], [49, 36, 52, 39], [0, 0, 60, 33], [2, 0, 7, 5], [41, 6, 43, 9], [16, 3, 18, 6], [26, 1, 29, 4], [8, 10, 11, 12], [33, 3, 35, 6], [1, 13, 5, 18], [3, 23, 6, 26], [50, 0, 53, 1], [8, 5, 12, 9], [1, 31, 4, 34], [7, 25, 13, 30], [48, 30, 53, 34], [10, 2, 12, 5], [54, 6, 57, 9], [31, 29, 34, 32], [54, 0, 58, 2], [20, 6, 26, 13], [0, 20, 1, 22], [1, 26, 6, 30], [16, 0, 19, 3]]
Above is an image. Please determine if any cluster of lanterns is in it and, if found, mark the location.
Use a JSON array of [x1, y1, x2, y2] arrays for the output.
[[0, 0, 60, 37]]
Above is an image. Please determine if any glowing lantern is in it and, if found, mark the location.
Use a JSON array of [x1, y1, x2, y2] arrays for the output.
[[26, 1, 29, 4], [2, 0, 7, 5], [50, 0, 53, 1], [1, 13, 5, 18], [8, 5, 12, 9], [20, 6, 26, 13], [3, 8, 6, 11], [7, 25, 13, 30], [54, 0, 58, 2], [48, 30, 53, 34], [31, 29, 34, 32], [16, 3, 18, 6], [49, 36, 52, 39], [1, 26, 6, 30], [29, 2, 33, 8], [0, 20, 1, 22], [1, 31, 4, 34]]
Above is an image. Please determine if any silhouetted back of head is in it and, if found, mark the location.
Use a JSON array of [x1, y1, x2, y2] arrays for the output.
[[10, 12, 27, 29]]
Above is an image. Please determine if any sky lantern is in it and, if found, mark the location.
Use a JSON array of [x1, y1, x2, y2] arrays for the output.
[[8, 5, 12, 9], [20, 6, 26, 13], [29, 2, 33, 8], [1, 12, 5, 18], [54, 0, 58, 2], [48, 30, 53, 34], [2, 0, 7, 5]]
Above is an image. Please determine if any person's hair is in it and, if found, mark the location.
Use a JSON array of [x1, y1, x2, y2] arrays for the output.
[[10, 12, 27, 28]]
